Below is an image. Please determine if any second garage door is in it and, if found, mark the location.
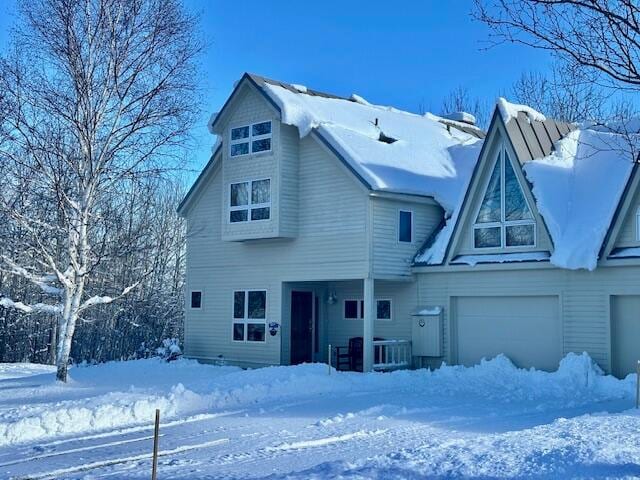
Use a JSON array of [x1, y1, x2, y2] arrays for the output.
[[611, 295, 640, 379], [455, 295, 562, 371]]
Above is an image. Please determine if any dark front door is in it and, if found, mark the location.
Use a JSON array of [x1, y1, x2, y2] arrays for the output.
[[291, 291, 313, 365]]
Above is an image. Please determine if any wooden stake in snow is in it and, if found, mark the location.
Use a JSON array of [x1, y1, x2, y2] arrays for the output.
[[636, 360, 640, 408], [328, 344, 332, 375], [152, 409, 160, 480]]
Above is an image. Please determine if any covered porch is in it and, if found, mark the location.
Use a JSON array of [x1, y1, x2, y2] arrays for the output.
[[281, 278, 414, 372]]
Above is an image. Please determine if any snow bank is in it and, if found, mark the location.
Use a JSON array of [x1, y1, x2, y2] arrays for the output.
[[0, 352, 633, 448], [497, 97, 546, 123], [261, 83, 482, 213], [524, 128, 636, 270]]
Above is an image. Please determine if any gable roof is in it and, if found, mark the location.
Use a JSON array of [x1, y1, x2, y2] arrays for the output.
[[204, 72, 484, 215], [414, 99, 639, 271], [177, 143, 222, 215]]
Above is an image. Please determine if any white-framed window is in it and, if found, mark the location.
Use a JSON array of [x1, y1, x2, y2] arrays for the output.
[[232, 290, 266, 342], [636, 207, 640, 241], [189, 290, 202, 310], [398, 210, 413, 243], [473, 147, 536, 249], [230, 120, 272, 157], [343, 298, 392, 321], [229, 178, 271, 223]]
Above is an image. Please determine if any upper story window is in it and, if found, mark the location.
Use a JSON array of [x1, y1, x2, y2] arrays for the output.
[[229, 179, 271, 223], [473, 148, 535, 249], [230, 121, 272, 157], [398, 210, 413, 243]]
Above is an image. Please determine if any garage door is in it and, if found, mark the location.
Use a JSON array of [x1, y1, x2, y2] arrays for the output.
[[455, 296, 561, 371], [611, 295, 640, 379]]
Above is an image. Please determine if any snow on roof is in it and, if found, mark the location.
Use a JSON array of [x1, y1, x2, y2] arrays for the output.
[[451, 252, 551, 267], [260, 82, 483, 213], [523, 128, 636, 271], [497, 97, 546, 124]]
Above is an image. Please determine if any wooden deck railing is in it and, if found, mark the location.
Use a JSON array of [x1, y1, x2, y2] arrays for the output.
[[373, 339, 412, 371]]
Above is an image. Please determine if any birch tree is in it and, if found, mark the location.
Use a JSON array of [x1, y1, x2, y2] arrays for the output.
[[0, 0, 201, 381]]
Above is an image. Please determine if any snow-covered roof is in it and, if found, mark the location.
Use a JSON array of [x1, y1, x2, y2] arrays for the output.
[[524, 127, 636, 270], [415, 98, 640, 271], [248, 74, 484, 214]]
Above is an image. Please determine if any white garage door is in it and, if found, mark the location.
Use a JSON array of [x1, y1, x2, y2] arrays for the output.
[[455, 296, 561, 371], [611, 295, 640, 379]]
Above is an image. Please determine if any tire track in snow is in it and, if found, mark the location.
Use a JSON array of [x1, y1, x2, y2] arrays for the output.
[[12, 438, 229, 480], [0, 434, 161, 468]]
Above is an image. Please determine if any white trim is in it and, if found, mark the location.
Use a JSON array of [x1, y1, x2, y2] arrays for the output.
[[398, 209, 414, 244], [343, 298, 393, 321], [228, 177, 272, 224], [229, 120, 272, 158], [231, 289, 267, 343], [472, 145, 537, 250], [189, 290, 203, 310], [636, 206, 640, 241]]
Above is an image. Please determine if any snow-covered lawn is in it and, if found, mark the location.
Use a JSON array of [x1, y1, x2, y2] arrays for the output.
[[1, 355, 639, 479]]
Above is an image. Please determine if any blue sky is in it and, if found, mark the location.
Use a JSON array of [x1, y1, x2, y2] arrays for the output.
[[0, 1, 553, 176]]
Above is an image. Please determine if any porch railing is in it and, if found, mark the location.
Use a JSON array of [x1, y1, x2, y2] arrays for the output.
[[373, 339, 412, 371]]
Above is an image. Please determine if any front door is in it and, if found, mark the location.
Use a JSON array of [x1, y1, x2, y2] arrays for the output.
[[291, 291, 313, 365]]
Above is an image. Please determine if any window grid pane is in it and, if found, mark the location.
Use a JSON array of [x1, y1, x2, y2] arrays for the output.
[[230, 210, 248, 223], [231, 182, 249, 207], [504, 154, 533, 221], [251, 207, 270, 221], [474, 226, 501, 248], [230, 142, 249, 157], [476, 159, 501, 223], [233, 291, 245, 319], [377, 300, 391, 320], [251, 179, 270, 204], [247, 291, 266, 319], [252, 121, 271, 136], [344, 300, 358, 319], [247, 324, 266, 342], [506, 224, 535, 247], [231, 126, 249, 140], [233, 323, 245, 341]]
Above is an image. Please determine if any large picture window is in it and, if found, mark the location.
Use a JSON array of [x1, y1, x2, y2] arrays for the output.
[[473, 148, 535, 249], [233, 290, 266, 342], [230, 121, 272, 157], [229, 179, 271, 223]]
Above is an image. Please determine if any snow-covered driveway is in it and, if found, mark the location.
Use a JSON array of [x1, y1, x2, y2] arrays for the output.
[[0, 355, 639, 479]]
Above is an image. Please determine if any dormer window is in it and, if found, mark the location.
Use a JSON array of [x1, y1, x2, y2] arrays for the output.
[[229, 179, 271, 223], [473, 148, 535, 248], [230, 121, 272, 157]]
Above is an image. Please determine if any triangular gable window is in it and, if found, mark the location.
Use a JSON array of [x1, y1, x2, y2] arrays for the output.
[[473, 147, 535, 248]]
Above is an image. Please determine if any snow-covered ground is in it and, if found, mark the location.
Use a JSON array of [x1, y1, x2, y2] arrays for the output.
[[1, 354, 639, 479]]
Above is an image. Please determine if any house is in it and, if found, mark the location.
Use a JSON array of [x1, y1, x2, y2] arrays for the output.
[[178, 73, 640, 378]]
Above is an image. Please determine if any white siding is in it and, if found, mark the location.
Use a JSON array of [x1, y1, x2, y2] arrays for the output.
[[372, 197, 443, 278], [184, 119, 370, 366], [416, 263, 640, 373], [613, 187, 640, 249], [220, 85, 281, 241]]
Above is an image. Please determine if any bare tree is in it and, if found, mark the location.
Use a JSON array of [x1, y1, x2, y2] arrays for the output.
[[475, 0, 640, 90], [511, 61, 609, 122], [0, 0, 201, 381], [440, 86, 490, 128]]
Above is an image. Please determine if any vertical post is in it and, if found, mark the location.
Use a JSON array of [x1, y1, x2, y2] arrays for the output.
[[636, 360, 640, 408], [363, 277, 374, 372], [328, 344, 332, 375], [152, 409, 160, 480]]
